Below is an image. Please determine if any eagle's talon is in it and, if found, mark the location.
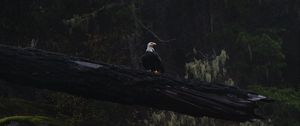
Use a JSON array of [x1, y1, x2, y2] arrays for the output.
[[153, 70, 161, 75]]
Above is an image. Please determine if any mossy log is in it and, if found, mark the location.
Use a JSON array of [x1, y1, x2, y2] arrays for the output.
[[0, 44, 269, 122]]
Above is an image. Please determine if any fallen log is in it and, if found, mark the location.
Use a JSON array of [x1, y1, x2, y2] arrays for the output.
[[0, 44, 269, 122]]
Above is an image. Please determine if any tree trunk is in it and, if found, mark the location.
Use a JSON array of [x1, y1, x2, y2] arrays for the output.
[[0, 44, 270, 122]]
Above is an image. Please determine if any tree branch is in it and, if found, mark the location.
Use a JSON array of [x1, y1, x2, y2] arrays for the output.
[[137, 20, 176, 43]]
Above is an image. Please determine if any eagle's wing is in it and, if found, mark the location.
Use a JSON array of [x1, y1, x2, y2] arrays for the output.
[[153, 51, 164, 73]]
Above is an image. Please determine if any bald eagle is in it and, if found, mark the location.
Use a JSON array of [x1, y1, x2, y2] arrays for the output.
[[141, 42, 164, 74]]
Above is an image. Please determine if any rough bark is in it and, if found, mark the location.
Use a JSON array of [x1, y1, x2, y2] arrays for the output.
[[0, 44, 269, 122]]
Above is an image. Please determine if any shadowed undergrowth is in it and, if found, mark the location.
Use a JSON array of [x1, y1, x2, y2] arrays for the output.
[[0, 116, 63, 126]]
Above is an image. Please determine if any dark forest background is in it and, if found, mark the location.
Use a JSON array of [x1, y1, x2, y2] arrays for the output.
[[0, 0, 299, 126]]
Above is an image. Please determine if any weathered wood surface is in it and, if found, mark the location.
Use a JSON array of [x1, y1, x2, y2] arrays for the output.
[[0, 44, 269, 122]]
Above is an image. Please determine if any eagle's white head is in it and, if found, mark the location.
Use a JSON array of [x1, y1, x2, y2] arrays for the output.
[[146, 42, 157, 52]]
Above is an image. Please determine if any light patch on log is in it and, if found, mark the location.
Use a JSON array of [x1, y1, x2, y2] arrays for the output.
[[73, 61, 103, 69]]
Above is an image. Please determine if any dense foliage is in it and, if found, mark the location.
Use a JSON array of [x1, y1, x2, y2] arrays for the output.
[[250, 85, 300, 126], [0, 0, 298, 85], [0, 0, 299, 125]]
